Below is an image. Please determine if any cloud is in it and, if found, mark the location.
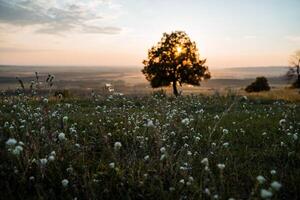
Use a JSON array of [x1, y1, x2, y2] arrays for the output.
[[0, 0, 122, 34], [81, 25, 121, 34], [243, 35, 256, 39], [285, 35, 300, 43], [0, 47, 55, 52]]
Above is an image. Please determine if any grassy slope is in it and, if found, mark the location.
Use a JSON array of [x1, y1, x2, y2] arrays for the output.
[[0, 94, 299, 199]]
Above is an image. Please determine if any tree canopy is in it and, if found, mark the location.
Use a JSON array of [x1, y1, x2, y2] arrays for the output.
[[142, 31, 210, 96]]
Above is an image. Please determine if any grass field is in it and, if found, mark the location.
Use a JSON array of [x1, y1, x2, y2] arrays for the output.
[[1, 92, 299, 199]]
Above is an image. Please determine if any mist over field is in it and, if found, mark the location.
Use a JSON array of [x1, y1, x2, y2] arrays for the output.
[[0, 65, 290, 93]]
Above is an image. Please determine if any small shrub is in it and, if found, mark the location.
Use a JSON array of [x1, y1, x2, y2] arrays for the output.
[[245, 77, 270, 93], [291, 79, 300, 88]]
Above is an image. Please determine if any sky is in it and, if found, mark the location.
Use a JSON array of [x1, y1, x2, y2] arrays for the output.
[[0, 0, 299, 68]]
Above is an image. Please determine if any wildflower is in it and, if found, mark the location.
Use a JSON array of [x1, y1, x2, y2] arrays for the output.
[[109, 162, 115, 169], [222, 129, 229, 134], [217, 163, 225, 170], [40, 158, 48, 166], [293, 133, 298, 140], [187, 151, 192, 156], [223, 142, 229, 147], [12, 145, 23, 155], [144, 155, 149, 161], [179, 179, 185, 184], [43, 98, 48, 104], [63, 116, 68, 124], [48, 155, 55, 161], [256, 175, 266, 184], [279, 119, 286, 127], [114, 142, 122, 150], [6, 138, 17, 146], [160, 147, 166, 153], [145, 119, 155, 127], [270, 181, 282, 191], [181, 118, 190, 125], [214, 115, 219, 120], [262, 132, 267, 136], [201, 158, 209, 166], [270, 170, 276, 175], [204, 188, 211, 195], [58, 132, 66, 141], [75, 143, 80, 148], [61, 179, 69, 187], [260, 189, 273, 199], [242, 95, 248, 100]]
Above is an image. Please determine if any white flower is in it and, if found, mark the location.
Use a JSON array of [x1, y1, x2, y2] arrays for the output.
[[260, 189, 273, 199], [160, 147, 166, 153], [181, 118, 190, 125], [270, 170, 276, 175], [270, 181, 282, 191], [179, 179, 185, 184], [201, 158, 209, 166], [293, 133, 298, 140], [75, 143, 80, 148], [187, 151, 192, 156], [48, 155, 55, 161], [144, 155, 149, 161], [223, 142, 229, 147], [109, 162, 115, 169], [114, 142, 122, 150], [61, 179, 69, 187], [6, 138, 17, 146], [204, 188, 210, 195], [58, 132, 66, 141], [12, 145, 23, 155], [63, 116, 68, 124], [145, 119, 155, 127], [40, 158, 48, 166], [279, 119, 286, 127], [217, 163, 225, 170], [256, 175, 266, 184], [43, 98, 48, 104], [222, 129, 229, 134]]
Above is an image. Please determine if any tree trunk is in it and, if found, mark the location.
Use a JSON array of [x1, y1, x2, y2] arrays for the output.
[[172, 80, 179, 96]]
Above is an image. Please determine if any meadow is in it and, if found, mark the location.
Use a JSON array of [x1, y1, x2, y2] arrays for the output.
[[1, 91, 299, 199]]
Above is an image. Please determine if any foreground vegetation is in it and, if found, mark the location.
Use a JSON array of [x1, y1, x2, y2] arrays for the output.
[[0, 92, 299, 199]]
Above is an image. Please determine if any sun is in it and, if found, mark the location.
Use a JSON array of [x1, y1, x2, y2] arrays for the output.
[[176, 46, 182, 53]]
